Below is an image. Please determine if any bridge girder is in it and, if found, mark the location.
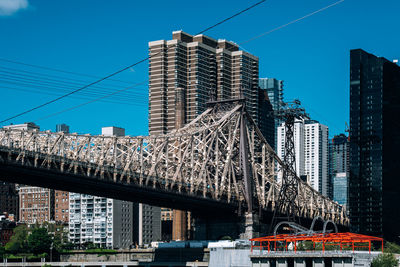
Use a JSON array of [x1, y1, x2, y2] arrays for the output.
[[0, 103, 349, 225]]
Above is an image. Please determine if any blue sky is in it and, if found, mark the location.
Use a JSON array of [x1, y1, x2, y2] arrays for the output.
[[0, 0, 399, 137]]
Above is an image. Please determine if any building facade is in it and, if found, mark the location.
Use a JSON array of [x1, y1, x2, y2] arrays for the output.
[[304, 120, 329, 196], [3, 122, 39, 131], [258, 89, 275, 149], [259, 78, 284, 149], [69, 194, 134, 249], [56, 123, 70, 133], [55, 190, 69, 223], [277, 120, 329, 196], [19, 186, 54, 224], [330, 134, 349, 207], [349, 49, 400, 241], [148, 30, 260, 135], [277, 120, 305, 180]]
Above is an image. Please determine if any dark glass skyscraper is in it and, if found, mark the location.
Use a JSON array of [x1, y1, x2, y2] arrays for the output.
[[349, 49, 400, 241], [330, 134, 349, 207]]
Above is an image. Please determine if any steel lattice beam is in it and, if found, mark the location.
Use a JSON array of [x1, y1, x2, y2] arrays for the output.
[[0, 103, 349, 225]]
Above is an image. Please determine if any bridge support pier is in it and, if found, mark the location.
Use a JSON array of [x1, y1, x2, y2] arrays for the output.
[[192, 211, 264, 240], [240, 212, 260, 240]]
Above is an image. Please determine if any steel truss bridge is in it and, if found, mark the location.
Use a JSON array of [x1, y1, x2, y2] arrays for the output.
[[0, 101, 349, 225]]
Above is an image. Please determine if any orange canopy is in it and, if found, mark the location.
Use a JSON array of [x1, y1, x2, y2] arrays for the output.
[[250, 232, 384, 253]]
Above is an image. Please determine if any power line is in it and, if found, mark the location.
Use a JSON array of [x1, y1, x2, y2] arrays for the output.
[[34, 81, 149, 122], [0, 66, 146, 95], [0, 57, 149, 124], [1, 85, 145, 106], [0, 71, 147, 101], [0, 0, 266, 125], [0, 58, 135, 85], [239, 0, 345, 45], [196, 0, 266, 35]]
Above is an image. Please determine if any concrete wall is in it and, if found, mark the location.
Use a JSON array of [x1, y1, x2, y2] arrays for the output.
[[209, 248, 251, 267], [60, 249, 154, 262]]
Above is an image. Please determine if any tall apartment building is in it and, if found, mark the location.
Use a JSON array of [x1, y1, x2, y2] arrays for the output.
[[19, 186, 54, 224], [349, 49, 400, 240], [277, 120, 305, 179], [277, 120, 329, 196], [148, 30, 260, 135], [330, 134, 349, 206]]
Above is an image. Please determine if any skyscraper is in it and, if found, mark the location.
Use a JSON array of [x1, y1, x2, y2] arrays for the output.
[[259, 78, 284, 149], [330, 134, 349, 207], [349, 49, 400, 240], [258, 78, 284, 112], [277, 119, 329, 196], [304, 120, 329, 196], [148, 31, 260, 135], [258, 89, 275, 149]]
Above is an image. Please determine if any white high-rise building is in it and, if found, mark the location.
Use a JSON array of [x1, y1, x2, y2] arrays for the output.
[[277, 120, 329, 196], [277, 120, 305, 181], [69, 194, 133, 249], [304, 121, 329, 195]]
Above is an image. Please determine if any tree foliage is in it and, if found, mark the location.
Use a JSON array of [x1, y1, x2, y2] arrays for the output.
[[5, 225, 28, 254], [27, 228, 52, 255], [371, 253, 399, 267], [385, 242, 400, 254]]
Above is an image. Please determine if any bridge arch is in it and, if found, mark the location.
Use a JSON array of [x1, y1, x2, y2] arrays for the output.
[[309, 216, 325, 232], [323, 219, 338, 234]]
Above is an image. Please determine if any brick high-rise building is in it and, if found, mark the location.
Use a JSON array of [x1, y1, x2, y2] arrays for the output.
[[349, 49, 400, 241], [54, 190, 69, 223], [148, 31, 260, 135], [19, 186, 54, 224]]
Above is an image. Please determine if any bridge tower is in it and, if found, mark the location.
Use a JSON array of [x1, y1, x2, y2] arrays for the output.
[[269, 100, 309, 234]]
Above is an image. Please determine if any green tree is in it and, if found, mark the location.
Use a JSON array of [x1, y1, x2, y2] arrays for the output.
[[371, 253, 398, 267], [27, 228, 52, 255], [385, 242, 400, 254], [5, 225, 28, 254]]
